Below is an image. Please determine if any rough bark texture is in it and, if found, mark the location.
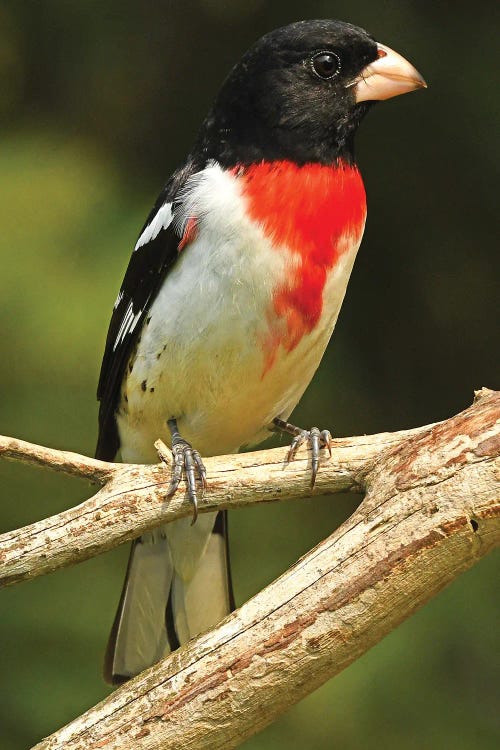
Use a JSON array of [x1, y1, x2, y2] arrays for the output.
[[1, 390, 498, 750], [0, 425, 424, 587]]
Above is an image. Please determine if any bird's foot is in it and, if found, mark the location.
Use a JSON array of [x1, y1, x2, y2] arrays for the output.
[[165, 419, 207, 524], [273, 418, 332, 488]]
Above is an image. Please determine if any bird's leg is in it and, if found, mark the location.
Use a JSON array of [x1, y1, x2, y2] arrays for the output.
[[273, 417, 333, 488], [165, 418, 207, 524]]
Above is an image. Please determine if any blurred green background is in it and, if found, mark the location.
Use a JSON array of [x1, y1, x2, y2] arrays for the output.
[[0, 1, 498, 748]]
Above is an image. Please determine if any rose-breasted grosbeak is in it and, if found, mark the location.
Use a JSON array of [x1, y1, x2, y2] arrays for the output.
[[97, 19, 425, 684]]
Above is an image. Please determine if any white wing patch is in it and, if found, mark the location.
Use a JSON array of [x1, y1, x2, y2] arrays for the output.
[[113, 289, 124, 310], [134, 202, 173, 252], [129, 308, 142, 334], [112, 202, 174, 352], [113, 300, 142, 352]]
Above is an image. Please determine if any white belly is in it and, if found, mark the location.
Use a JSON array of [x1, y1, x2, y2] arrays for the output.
[[117, 165, 363, 462]]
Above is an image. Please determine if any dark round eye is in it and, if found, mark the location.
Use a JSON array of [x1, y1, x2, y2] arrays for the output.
[[310, 51, 341, 80]]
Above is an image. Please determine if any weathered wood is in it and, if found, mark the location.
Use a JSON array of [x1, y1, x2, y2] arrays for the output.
[[0, 435, 119, 482], [0, 421, 423, 587], [3, 388, 498, 750]]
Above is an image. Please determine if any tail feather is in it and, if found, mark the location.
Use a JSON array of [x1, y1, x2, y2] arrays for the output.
[[104, 511, 233, 684], [171, 531, 233, 643], [104, 530, 172, 683]]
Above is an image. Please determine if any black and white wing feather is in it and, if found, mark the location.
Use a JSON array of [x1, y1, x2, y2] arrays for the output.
[[96, 162, 196, 460]]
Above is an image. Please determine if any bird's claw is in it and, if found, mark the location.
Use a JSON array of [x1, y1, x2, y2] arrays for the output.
[[287, 426, 333, 487], [166, 439, 206, 524], [275, 418, 332, 488]]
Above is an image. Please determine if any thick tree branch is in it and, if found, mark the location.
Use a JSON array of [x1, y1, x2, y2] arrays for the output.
[[24, 388, 499, 750]]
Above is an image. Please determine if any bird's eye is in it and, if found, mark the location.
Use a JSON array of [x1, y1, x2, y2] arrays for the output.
[[310, 51, 341, 80]]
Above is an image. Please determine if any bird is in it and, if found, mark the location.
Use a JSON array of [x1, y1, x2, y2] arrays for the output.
[[96, 19, 426, 684]]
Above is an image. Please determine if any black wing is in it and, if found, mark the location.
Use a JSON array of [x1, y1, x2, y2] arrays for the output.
[[96, 162, 196, 460]]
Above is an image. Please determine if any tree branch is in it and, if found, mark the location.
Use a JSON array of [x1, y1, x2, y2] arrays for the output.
[[26, 388, 499, 750], [0, 421, 424, 587], [0, 435, 119, 482], [1, 390, 498, 750]]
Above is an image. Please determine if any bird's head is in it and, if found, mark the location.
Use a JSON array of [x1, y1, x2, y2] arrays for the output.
[[196, 19, 426, 166]]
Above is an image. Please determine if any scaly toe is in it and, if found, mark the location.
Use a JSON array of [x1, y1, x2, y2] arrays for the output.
[[280, 423, 334, 487], [310, 426, 321, 487], [165, 440, 206, 524], [166, 444, 185, 497], [286, 430, 309, 463], [320, 429, 333, 457]]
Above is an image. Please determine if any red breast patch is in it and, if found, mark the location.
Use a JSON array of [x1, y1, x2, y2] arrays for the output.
[[238, 160, 366, 373]]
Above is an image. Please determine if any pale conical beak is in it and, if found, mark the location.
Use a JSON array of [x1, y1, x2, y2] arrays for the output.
[[352, 43, 427, 102]]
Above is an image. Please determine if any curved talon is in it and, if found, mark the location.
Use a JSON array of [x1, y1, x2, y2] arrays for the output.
[[309, 426, 321, 487], [166, 447, 184, 496], [320, 429, 333, 456], [286, 430, 308, 462], [164, 430, 206, 524], [183, 448, 198, 523], [192, 449, 207, 491], [274, 417, 333, 488]]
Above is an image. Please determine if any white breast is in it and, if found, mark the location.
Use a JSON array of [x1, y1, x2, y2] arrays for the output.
[[117, 163, 363, 462]]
